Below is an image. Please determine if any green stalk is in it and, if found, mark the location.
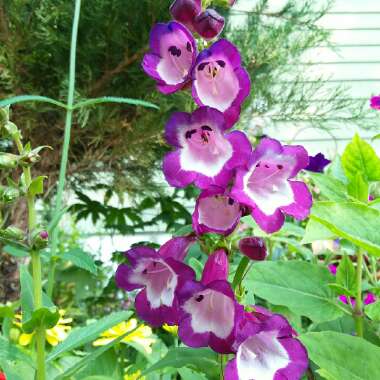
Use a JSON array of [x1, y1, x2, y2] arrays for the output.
[[353, 249, 364, 338], [47, 0, 81, 297], [15, 136, 45, 379]]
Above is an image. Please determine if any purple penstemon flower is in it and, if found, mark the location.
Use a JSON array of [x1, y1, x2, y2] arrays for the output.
[[192, 39, 251, 127], [231, 138, 312, 233], [192, 187, 242, 236], [178, 250, 243, 353], [115, 237, 195, 327], [142, 21, 197, 94], [305, 152, 331, 173], [225, 311, 308, 380], [238, 237, 267, 261], [163, 106, 252, 189], [370, 95, 380, 110]]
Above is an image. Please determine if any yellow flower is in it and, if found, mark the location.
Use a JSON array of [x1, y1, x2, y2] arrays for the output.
[[14, 310, 72, 347], [124, 370, 145, 380], [93, 319, 155, 353], [162, 324, 178, 335]]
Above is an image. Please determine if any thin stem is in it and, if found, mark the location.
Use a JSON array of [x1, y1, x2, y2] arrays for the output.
[[47, 0, 81, 297], [353, 249, 364, 338], [15, 136, 45, 379]]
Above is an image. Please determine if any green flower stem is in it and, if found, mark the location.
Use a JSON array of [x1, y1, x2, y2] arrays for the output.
[[47, 0, 81, 297], [15, 135, 45, 379], [353, 249, 364, 338]]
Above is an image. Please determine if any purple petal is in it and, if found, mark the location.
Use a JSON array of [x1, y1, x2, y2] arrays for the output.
[[193, 187, 241, 236], [364, 292, 377, 305], [142, 21, 197, 94], [165, 112, 192, 147], [224, 359, 239, 380], [115, 264, 142, 292], [124, 246, 157, 266], [328, 264, 337, 276], [370, 95, 380, 110], [305, 152, 331, 173], [280, 181, 312, 221], [163, 150, 197, 188], [135, 289, 180, 327], [193, 9, 225, 40], [238, 237, 267, 261], [252, 207, 285, 234], [282, 145, 310, 177], [159, 236, 196, 261], [192, 39, 250, 127], [201, 249, 229, 285], [225, 130, 252, 170]]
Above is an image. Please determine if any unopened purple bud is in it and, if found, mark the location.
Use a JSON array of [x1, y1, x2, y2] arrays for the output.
[[194, 9, 225, 40], [238, 237, 267, 261], [169, 0, 201, 31], [370, 95, 380, 110], [40, 230, 49, 240]]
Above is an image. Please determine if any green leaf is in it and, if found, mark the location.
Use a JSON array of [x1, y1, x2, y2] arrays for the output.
[[0, 336, 34, 367], [188, 257, 204, 281], [243, 261, 348, 322], [301, 218, 336, 244], [82, 377, 116, 380], [347, 173, 368, 202], [365, 301, 380, 321], [20, 265, 58, 332], [310, 201, 380, 257], [300, 331, 380, 380], [173, 224, 194, 237], [28, 176, 46, 196], [62, 248, 98, 274], [0, 305, 15, 319], [232, 256, 250, 290], [3, 244, 29, 257], [48, 207, 69, 233], [335, 255, 357, 296], [142, 347, 219, 378], [308, 172, 348, 201], [73, 97, 159, 110], [47, 311, 132, 362], [55, 330, 132, 380], [341, 134, 380, 182], [0, 95, 66, 109]]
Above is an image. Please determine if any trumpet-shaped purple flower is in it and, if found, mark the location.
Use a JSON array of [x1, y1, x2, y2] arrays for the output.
[[225, 312, 308, 380], [163, 106, 252, 189], [305, 153, 331, 173], [192, 39, 251, 127], [142, 21, 197, 94], [238, 237, 267, 261], [178, 250, 243, 353], [231, 138, 312, 233], [370, 95, 380, 110], [193, 9, 225, 40], [193, 187, 242, 236], [169, 0, 201, 32], [115, 237, 195, 327]]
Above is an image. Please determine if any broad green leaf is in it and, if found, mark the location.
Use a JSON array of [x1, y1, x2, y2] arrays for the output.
[[47, 311, 132, 362], [55, 331, 130, 379], [28, 176, 46, 196], [173, 224, 193, 237], [0, 305, 14, 318], [3, 244, 29, 257], [73, 96, 159, 110], [327, 156, 348, 184], [0, 359, 35, 380], [270, 236, 313, 260], [341, 134, 380, 182], [300, 331, 380, 380], [347, 173, 368, 202], [335, 255, 357, 296], [62, 248, 98, 274], [82, 377, 116, 380], [243, 261, 348, 322], [178, 368, 207, 380], [365, 301, 380, 321], [308, 172, 348, 201], [0, 95, 66, 109], [142, 347, 219, 378], [0, 336, 34, 366], [232, 256, 250, 290], [20, 265, 59, 332], [310, 201, 380, 256], [301, 218, 336, 244]]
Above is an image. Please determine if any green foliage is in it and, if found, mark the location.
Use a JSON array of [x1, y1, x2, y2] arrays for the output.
[[243, 261, 348, 322], [61, 247, 98, 275], [300, 332, 380, 380]]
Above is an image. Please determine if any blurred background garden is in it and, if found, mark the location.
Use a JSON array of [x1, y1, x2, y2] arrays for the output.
[[0, 0, 380, 379]]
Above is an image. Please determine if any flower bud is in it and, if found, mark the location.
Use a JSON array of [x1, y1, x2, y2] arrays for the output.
[[1, 187, 21, 203], [193, 9, 225, 40], [0, 107, 9, 126], [0, 226, 25, 241], [9, 327, 20, 343], [0, 153, 19, 169], [238, 237, 267, 261], [169, 0, 201, 31], [31, 229, 49, 249]]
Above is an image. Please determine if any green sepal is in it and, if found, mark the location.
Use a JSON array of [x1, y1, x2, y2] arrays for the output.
[[0, 152, 19, 169], [22, 307, 60, 334]]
